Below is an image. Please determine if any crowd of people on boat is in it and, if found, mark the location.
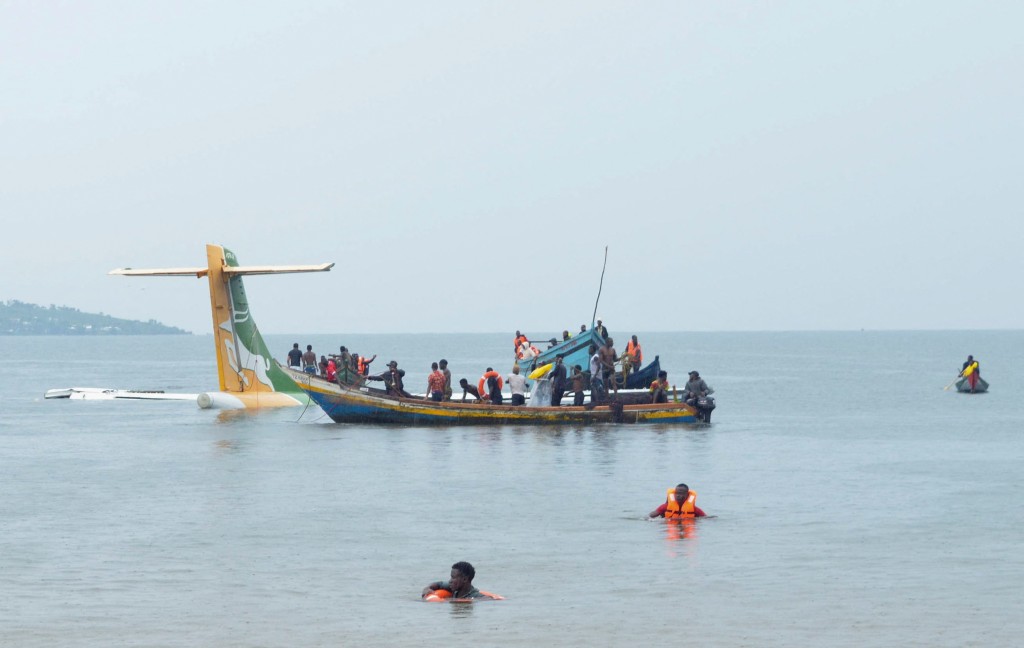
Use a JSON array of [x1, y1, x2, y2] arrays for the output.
[[285, 325, 712, 410]]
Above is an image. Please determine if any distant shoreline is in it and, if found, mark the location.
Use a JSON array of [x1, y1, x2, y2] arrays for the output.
[[1, 300, 190, 336]]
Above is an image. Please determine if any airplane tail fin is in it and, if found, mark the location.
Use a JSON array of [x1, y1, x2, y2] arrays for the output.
[[110, 243, 333, 407]]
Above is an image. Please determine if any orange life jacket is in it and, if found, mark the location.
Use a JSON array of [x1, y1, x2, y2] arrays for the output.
[[626, 340, 642, 365], [514, 335, 528, 352], [479, 371, 504, 396], [357, 356, 367, 374], [650, 379, 668, 392], [664, 488, 698, 518]]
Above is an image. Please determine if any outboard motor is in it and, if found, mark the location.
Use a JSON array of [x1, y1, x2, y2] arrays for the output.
[[694, 396, 716, 423]]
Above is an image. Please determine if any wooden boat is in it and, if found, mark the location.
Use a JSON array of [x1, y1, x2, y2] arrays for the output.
[[518, 329, 603, 384], [283, 366, 701, 425], [614, 356, 661, 390], [517, 330, 660, 390], [955, 375, 989, 393]]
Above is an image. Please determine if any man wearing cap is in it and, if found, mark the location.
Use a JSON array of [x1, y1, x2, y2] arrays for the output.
[[683, 370, 710, 406], [649, 483, 706, 518], [367, 360, 410, 398]]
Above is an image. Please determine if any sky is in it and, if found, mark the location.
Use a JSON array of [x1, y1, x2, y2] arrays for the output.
[[2, 1, 1022, 334]]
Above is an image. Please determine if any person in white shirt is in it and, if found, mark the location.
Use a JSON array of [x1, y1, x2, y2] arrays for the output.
[[588, 344, 606, 404], [506, 365, 528, 406]]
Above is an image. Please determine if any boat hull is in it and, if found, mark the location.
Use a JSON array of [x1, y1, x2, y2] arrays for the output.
[[285, 368, 699, 426], [955, 376, 989, 393]]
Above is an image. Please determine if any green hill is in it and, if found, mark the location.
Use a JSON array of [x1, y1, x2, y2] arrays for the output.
[[0, 300, 190, 335]]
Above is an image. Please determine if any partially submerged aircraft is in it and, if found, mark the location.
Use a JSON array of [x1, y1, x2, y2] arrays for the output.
[[44, 243, 333, 410]]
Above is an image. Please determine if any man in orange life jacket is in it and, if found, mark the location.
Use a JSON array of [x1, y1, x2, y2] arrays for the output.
[[625, 335, 643, 374], [649, 483, 706, 518], [356, 353, 377, 376]]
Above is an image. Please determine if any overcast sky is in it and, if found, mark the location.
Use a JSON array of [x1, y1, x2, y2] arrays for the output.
[[3, 2, 1021, 334]]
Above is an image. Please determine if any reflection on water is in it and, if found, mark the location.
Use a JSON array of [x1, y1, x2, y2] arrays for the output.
[[662, 518, 701, 560], [664, 518, 698, 542], [212, 439, 243, 455], [214, 409, 257, 424], [447, 601, 477, 618]]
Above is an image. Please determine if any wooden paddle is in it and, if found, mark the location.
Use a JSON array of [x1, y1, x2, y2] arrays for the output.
[[943, 375, 961, 391]]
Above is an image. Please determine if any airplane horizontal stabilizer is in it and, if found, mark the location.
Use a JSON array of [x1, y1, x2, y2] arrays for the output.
[[109, 263, 333, 278]]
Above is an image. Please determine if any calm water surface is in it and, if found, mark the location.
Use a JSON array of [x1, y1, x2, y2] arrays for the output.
[[1, 331, 1021, 647]]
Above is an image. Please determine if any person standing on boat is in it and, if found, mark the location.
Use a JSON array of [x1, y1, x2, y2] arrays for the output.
[[301, 345, 317, 374], [481, 368, 503, 404], [356, 353, 377, 376], [589, 344, 606, 404], [439, 359, 453, 400], [649, 484, 706, 518], [625, 335, 643, 374], [549, 354, 568, 406], [367, 361, 410, 398], [683, 371, 710, 406], [335, 346, 356, 384], [287, 343, 302, 369], [506, 365, 527, 406], [595, 319, 609, 339], [562, 330, 572, 341], [579, 324, 587, 335], [650, 370, 670, 404], [599, 338, 618, 394], [513, 330, 528, 357], [427, 362, 446, 402], [570, 365, 586, 406]]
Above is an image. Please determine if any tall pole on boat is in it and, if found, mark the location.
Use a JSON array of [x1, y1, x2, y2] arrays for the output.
[[591, 246, 608, 327]]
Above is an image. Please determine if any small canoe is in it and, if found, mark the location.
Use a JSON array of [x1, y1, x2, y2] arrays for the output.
[[955, 376, 989, 393]]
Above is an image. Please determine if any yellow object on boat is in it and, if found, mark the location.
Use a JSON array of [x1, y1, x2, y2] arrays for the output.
[[963, 362, 978, 376], [528, 363, 553, 380]]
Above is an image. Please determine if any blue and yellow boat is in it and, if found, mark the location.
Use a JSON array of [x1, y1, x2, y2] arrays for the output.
[[283, 366, 700, 425]]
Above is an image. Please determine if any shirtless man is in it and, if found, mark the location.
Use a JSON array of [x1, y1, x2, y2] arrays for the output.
[[439, 359, 453, 400], [301, 345, 317, 374], [598, 338, 618, 393], [459, 378, 483, 402]]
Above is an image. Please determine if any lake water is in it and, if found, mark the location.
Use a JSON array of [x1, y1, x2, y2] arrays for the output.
[[1, 331, 1021, 647]]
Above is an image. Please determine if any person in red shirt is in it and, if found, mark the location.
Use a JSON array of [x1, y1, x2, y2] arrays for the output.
[[649, 483, 706, 518], [426, 362, 446, 402]]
